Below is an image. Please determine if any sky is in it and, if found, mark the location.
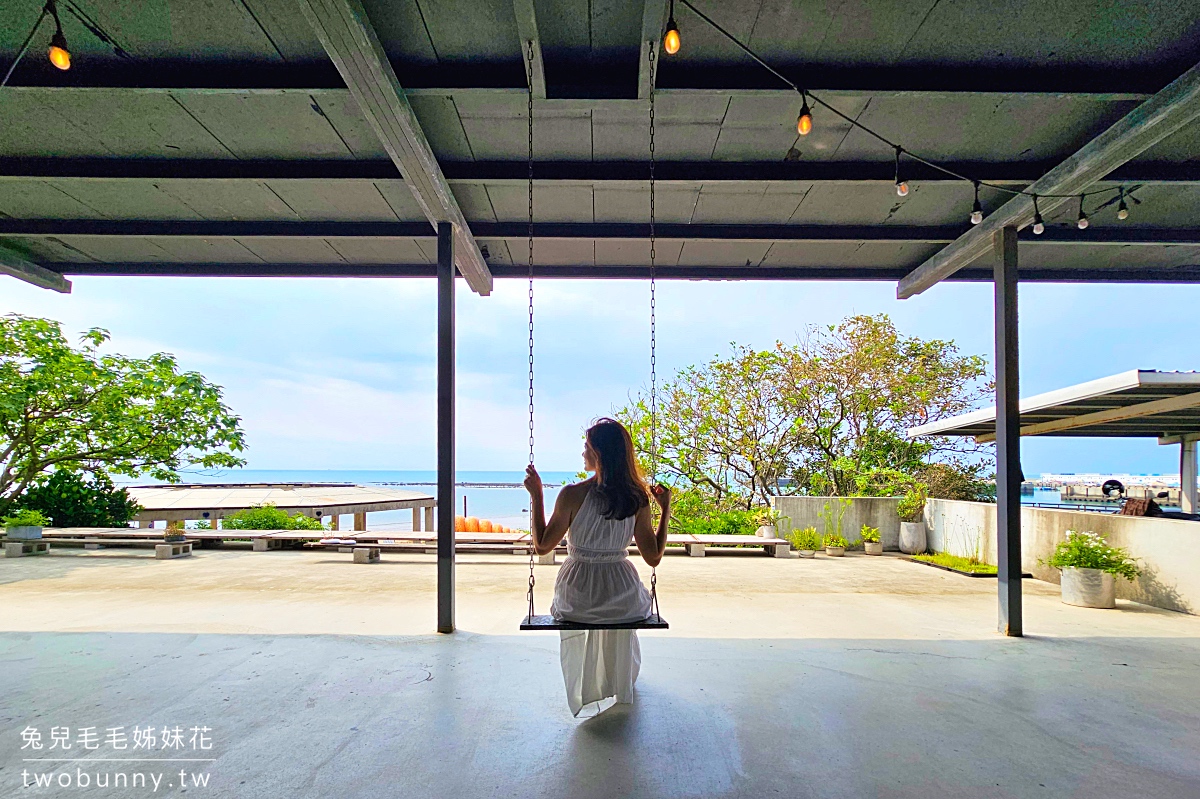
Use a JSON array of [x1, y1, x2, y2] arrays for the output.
[[1, 274, 1196, 477]]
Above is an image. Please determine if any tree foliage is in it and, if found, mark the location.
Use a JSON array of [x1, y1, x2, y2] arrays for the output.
[[19, 470, 142, 527], [0, 315, 246, 516], [616, 314, 991, 508]]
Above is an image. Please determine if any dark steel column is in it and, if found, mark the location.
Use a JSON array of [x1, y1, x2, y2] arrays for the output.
[[437, 222, 455, 633], [994, 226, 1022, 636]]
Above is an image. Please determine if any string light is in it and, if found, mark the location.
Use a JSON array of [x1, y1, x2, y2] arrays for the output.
[[1076, 195, 1089, 230], [1117, 188, 1130, 220], [796, 92, 812, 136], [47, 1, 69, 70], [893, 146, 909, 197], [670, 0, 1138, 228], [663, 0, 680, 55], [970, 182, 983, 225], [1031, 195, 1045, 235]]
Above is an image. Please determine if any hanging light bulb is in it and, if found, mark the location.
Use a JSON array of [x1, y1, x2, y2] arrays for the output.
[[1076, 195, 1089, 230], [796, 94, 812, 136], [47, 2, 70, 71], [893, 146, 908, 197], [663, 1, 680, 55], [970, 181, 983, 225], [1117, 188, 1129, 220], [1031, 194, 1045, 235]]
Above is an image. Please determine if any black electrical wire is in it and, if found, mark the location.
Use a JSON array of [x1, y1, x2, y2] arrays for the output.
[[676, 0, 1125, 205]]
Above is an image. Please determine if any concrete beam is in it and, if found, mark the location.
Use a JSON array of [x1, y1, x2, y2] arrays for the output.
[[0, 244, 70, 293], [899, 59, 1200, 299], [638, 0, 670, 99], [512, 0, 546, 99], [296, 0, 493, 295]]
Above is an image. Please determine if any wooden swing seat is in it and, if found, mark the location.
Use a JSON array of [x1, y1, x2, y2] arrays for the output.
[[520, 614, 668, 631]]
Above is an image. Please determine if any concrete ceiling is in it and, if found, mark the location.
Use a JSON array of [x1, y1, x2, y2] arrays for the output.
[[1, 0, 1198, 283]]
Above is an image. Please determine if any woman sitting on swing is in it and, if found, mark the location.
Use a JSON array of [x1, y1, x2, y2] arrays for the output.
[[524, 417, 670, 716]]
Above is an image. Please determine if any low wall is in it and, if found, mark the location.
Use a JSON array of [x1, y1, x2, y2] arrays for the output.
[[925, 498, 1199, 615], [772, 496, 902, 550]]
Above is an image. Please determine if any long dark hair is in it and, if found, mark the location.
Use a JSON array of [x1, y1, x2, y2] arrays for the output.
[[587, 418, 650, 520]]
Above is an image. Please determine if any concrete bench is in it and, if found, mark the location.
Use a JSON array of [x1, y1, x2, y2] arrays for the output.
[[669, 534, 792, 558], [4, 539, 50, 557], [35, 537, 193, 560]]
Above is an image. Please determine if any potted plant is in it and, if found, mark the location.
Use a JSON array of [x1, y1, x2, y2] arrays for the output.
[[860, 524, 882, 555], [897, 485, 927, 554], [823, 533, 848, 557], [3, 509, 49, 540], [754, 508, 779, 538], [787, 526, 822, 558], [1040, 530, 1140, 609]]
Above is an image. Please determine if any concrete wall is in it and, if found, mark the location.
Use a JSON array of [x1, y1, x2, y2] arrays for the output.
[[772, 496, 902, 550], [924, 498, 1199, 615]]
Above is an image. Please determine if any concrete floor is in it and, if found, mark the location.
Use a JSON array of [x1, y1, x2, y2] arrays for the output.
[[2, 548, 1198, 798]]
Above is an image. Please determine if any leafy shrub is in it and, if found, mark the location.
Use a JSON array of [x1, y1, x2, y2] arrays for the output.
[[1042, 530, 1139, 581], [860, 524, 880, 543], [919, 463, 996, 503], [897, 484, 928, 522], [668, 489, 759, 536], [3, 508, 49, 528], [222, 504, 325, 531], [787, 526, 822, 551], [19, 471, 141, 527], [753, 507, 779, 527], [823, 533, 848, 548]]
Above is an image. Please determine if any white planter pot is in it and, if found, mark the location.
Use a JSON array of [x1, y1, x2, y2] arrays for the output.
[[825, 546, 845, 557], [898, 522, 926, 554], [863, 541, 883, 556], [1060, 567, 1116, 609], [756, 524, 776, 539], [6, 526, 43, 540], [798, 549, 816, 559]]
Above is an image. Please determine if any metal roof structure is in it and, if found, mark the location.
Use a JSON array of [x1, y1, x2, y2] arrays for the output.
[[127, 482, 434, 523], [2, 0, 1200, 293], [908, 371, 1200, 442]]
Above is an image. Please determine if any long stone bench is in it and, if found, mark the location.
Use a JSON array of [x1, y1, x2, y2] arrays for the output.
[[3, 539, 50, 557], [40, 537, 193, 559], [668, 534, 792, 558]]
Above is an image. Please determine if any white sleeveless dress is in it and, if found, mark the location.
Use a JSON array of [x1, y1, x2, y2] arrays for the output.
[[552, 488, 653, 716]]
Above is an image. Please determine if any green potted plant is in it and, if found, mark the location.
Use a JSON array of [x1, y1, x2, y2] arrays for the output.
[[823, 532, 848, 557], [3, 509, 49, 540], [787, 526, 822, 559], [897, 484, 927, 554], [860, 524, 882, 555], [1040, 530, 1140, 609], [754, 507, 779, 539]]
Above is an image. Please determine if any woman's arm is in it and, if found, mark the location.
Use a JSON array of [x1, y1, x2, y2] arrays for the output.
[[524, 466, 582, 556], [633, 485, 671, 567]]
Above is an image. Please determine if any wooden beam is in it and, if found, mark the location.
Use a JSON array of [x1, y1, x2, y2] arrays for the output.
[[976, 391, 1200, 443], [512, 0, 546, 99], [296, 0, 493, 295], [638, 0, 669, 99], [0, 245, 71, 293], [899, 59, 1200, 299]]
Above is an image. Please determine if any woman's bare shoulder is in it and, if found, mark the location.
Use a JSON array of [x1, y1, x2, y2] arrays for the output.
[[557, 477, 595, 503]]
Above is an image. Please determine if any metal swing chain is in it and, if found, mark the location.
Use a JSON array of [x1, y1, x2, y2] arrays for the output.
[[647, 41, 661, 622], [525, 39, 537, 622]]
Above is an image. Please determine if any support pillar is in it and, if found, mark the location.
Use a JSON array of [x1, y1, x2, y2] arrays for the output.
[[329, 514, 339, 531], [424, 505, 435, 534], [994, 226, 1023, 637], [437, 222, 456, 634], [353, 512, 366, 531], [412, 507, 422, 532], [1182, 438, 1197, 514]]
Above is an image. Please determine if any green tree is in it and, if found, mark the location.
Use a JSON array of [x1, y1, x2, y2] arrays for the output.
[[615, 314, 991, 506], [20, 470, 142, 527], [0, 315, 245, 516]]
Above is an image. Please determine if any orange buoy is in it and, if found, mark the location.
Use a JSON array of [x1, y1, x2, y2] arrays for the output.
[[479, 519, 494, 533], [455, 515, 467, 532], [465, 516, 481, 532]]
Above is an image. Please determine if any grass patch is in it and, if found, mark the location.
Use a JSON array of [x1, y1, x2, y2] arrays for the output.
[[911, 553, 997, 574]]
